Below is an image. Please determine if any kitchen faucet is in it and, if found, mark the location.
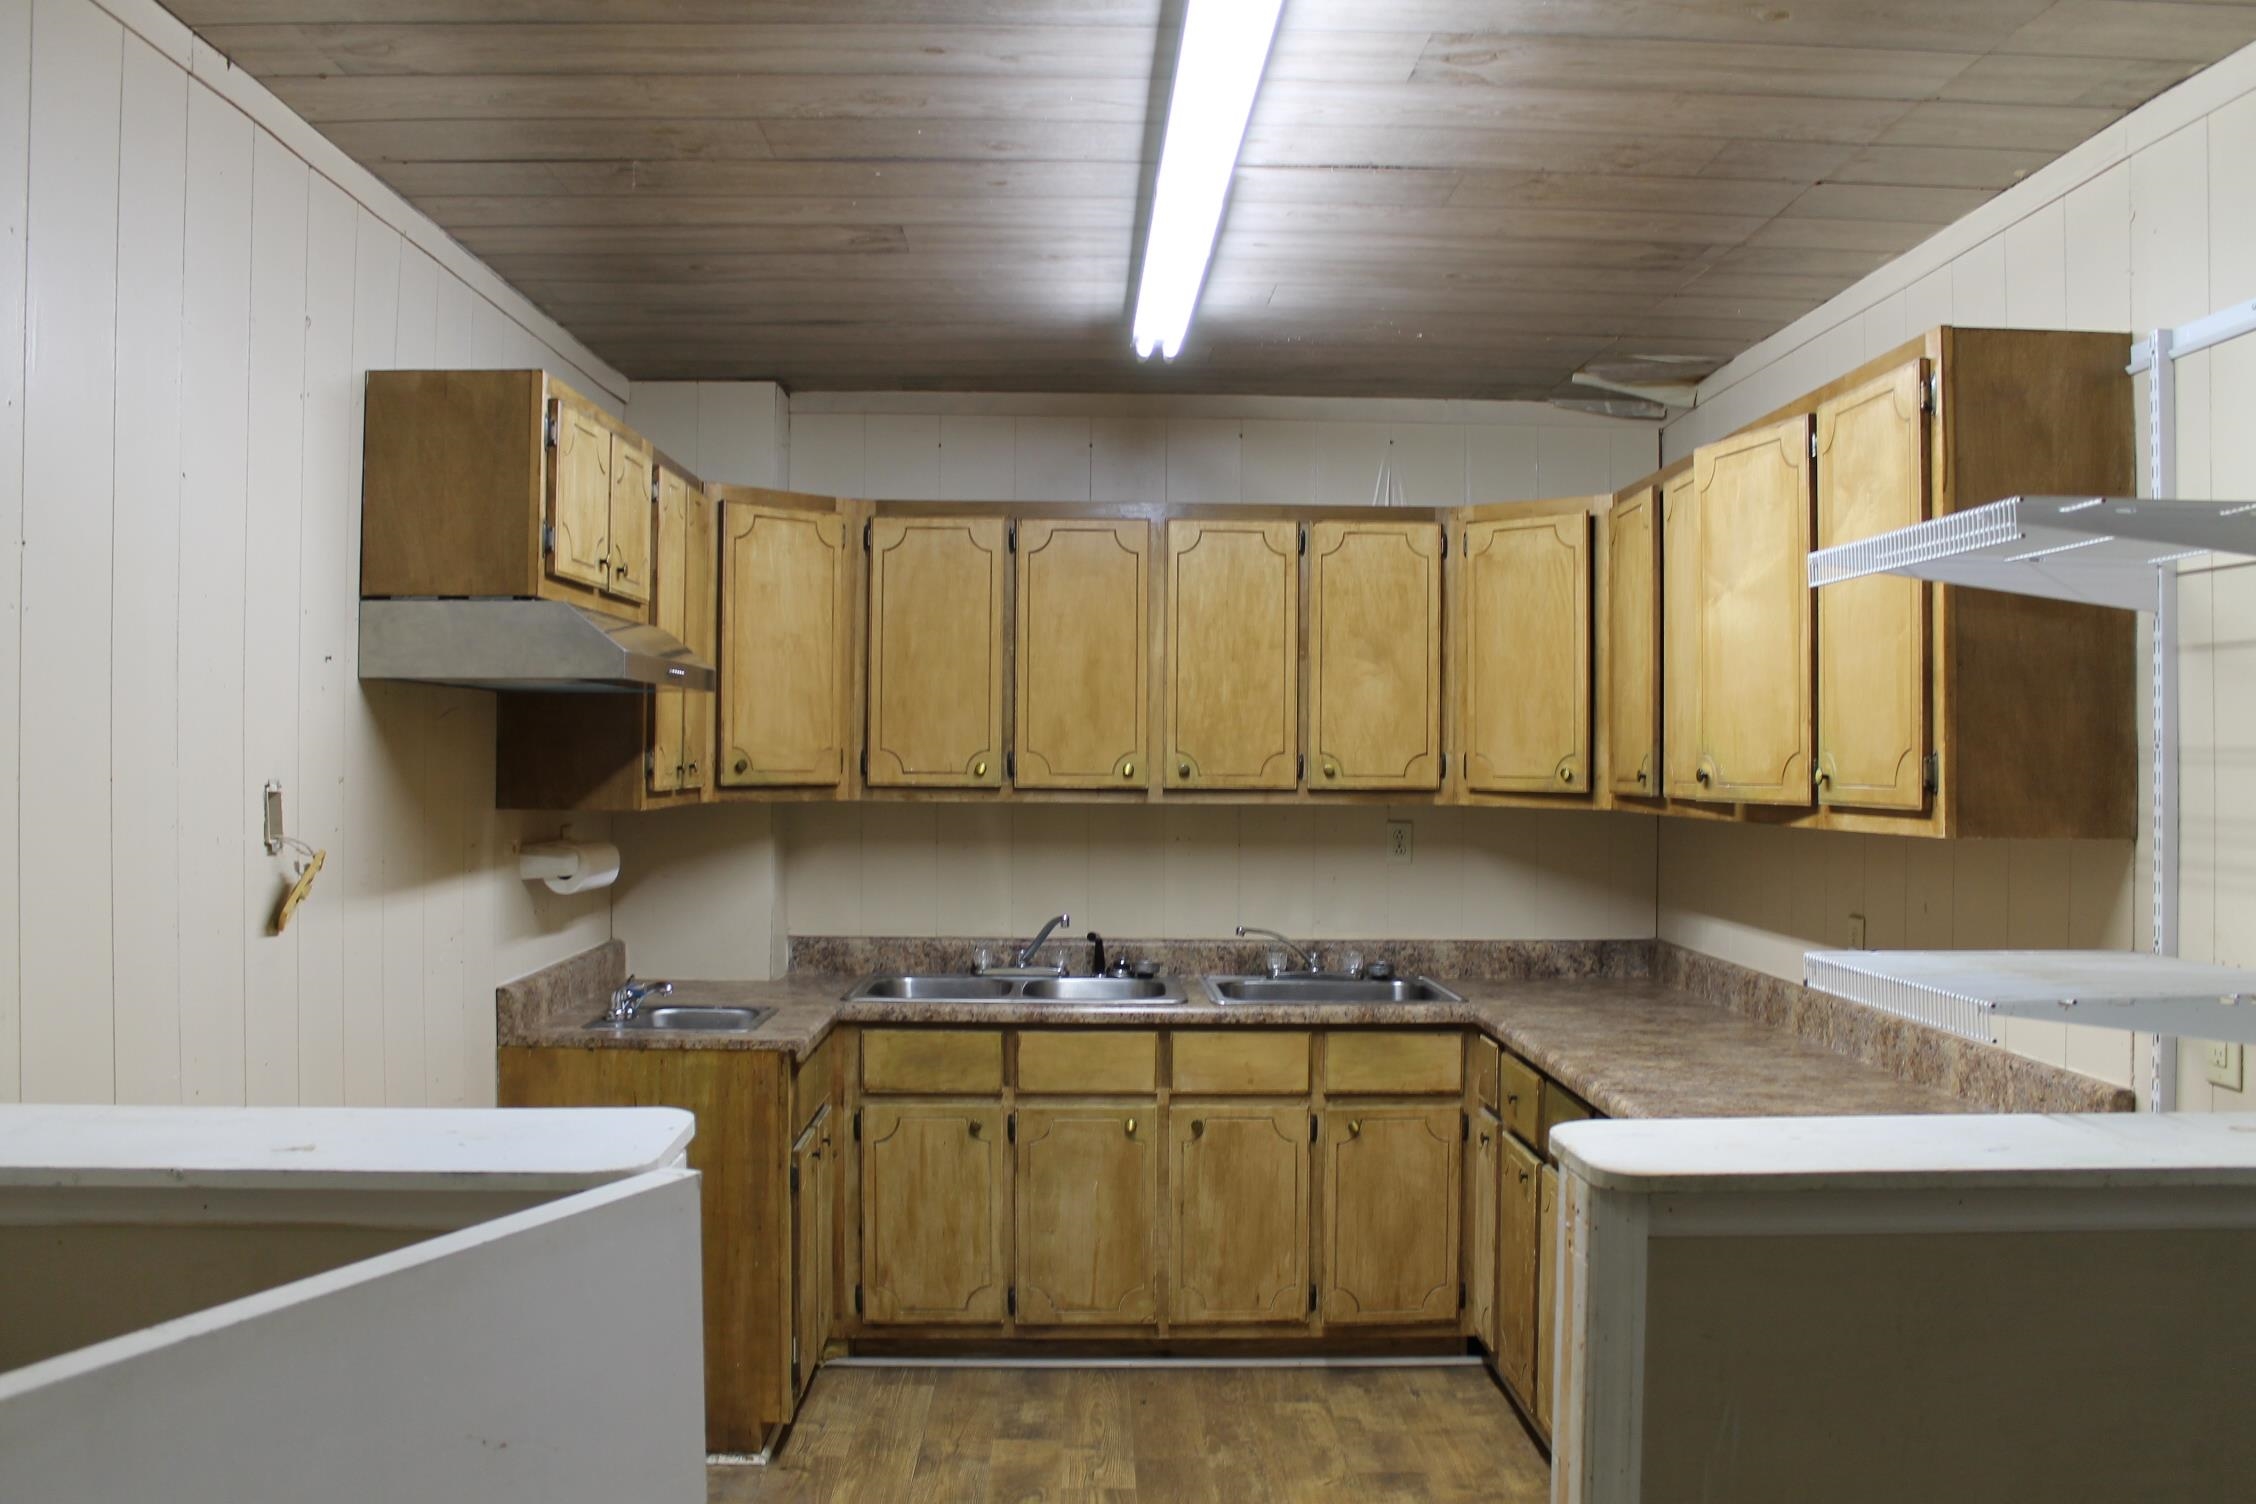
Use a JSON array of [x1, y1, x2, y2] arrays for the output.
[[1014, 912, 1072, 970], [1237, 925, 1321, 977], [606, 976, 672, 1023]]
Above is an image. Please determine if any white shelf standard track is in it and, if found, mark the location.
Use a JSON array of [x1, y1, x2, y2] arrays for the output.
[[1802, 302, 2256, 1110]]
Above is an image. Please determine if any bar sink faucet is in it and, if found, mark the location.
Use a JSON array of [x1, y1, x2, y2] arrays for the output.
[[606, 976, 672, 1023], [1237, 925, 1321, 977]]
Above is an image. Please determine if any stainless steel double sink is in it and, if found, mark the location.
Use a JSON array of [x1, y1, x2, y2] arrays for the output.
[[839, 973, 1461, 1007]]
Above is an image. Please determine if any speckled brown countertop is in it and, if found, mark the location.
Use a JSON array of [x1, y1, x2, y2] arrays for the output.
[[498, 949, 1973, 1121]]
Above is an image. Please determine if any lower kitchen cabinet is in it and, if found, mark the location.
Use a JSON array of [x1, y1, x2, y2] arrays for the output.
[[1015, 1101, 1161, 1325], [1536, 1162, 1561, 1435], [791, 1105, 836, 1402], [860, 1098, 1010, 1324], [1169, 1102, 1312, 1324], [1467, 1105, 1502, 1355], [1319, 1102, 1461, 1325], [1497, 1133, 1542, 1406]]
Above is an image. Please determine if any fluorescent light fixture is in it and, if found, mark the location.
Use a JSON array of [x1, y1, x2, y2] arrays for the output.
[[1131, 0, 1286, 361]]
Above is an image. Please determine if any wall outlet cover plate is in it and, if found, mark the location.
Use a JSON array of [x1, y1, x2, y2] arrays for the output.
[[1386, 820, 1414, 864], [2204, 1041, 2244, 1092]]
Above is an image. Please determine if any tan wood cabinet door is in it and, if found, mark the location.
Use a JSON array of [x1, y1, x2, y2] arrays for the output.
[[860, 1098, 1008, 1324], [791, 1107, 833, 1402], [546, 398, 613, 592], [1014, 1101, 1161, 1325], [680, 484, 717, 792], [1458, 510, 1589, 794], [1168, 1102, 1311, 1324], [1693, 415, 1815, 805], [605, 432, 654, 606], [1660, 469, 1706, 802], [1309, 520, 1444, 790], [1535, 1162, 1560, 1434], [1816, 359, 1931, 811], [1014, 519, 1150, 789], [1605, 487, 1662, 797], [1497, 1134, 1540, 1405], [649, 467, 692, 794], [867, 514, 1007, 787], [1165, 520, 1300, 790], [1319, 1102, 1461, 1325], [1468, 1106, 1502, 1356], [718, 500, 850, 788]]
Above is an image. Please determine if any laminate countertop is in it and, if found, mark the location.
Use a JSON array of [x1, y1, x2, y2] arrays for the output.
[[499, 971, 1973, 1122]]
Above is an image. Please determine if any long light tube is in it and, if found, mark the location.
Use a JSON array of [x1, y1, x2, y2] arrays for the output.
[[1131, 0, 1286, 361]]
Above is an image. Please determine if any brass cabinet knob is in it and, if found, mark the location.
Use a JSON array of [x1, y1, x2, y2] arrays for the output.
[[1323, 762, 1339, 780], [1347, 1119, 1362, 1137], [973, 759, 988, 779], [687, 761, 699, 778], [1696, 766, 1712, 786], [734, 757, 749, 775], [1480, 1130, 1492, 1147], [968, 1120, 983, 1139], [1122, 761, 1137, 780], [1559, 766, 1573, 783], [1636, 768, 1648, 785], [1178, 761, 1192, 779], [1190, 1118, 1205, 1138], [1125, 1117, 1136, 1137]]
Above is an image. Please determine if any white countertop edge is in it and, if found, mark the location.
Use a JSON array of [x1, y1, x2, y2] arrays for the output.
[[0, 1105, 696, 1192], [1552, 1112, 2256, 1195]]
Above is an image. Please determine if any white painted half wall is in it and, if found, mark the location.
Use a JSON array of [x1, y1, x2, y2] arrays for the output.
[[0, 0, 625, 1105], [1658, 39, 2256, 1102]]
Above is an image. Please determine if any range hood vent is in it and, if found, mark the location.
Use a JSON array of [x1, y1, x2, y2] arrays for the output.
[[358, 599, 715, 693]]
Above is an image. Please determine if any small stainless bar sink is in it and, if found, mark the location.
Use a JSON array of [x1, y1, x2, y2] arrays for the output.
[[589, 1003, 774, 1033], [1202, 976, 1462, 1005]]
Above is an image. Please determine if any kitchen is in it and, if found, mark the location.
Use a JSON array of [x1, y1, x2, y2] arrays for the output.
[[7, 2, 2256, 1501]]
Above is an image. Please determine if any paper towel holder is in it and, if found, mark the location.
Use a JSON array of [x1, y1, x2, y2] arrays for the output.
[[518, 825, 621, 895]]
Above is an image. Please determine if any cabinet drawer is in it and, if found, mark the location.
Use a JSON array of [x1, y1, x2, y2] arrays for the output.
[[1017, 1030, 1158, 1094], [861, 1029, 1003, 1094], [1499, 1054, 1542, 1146], [1541, 1080, 1595, 1156], [1171, 1031, 1309, 1094], [1324, 1031, 1462, 1095], [1471, 1035, 1501, 1112]]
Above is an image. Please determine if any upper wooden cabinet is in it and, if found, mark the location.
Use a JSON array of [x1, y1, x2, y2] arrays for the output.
[[363, 370, 655, 622], [1815, 359, 1930, 812], [1308, 520, 1443, 791], [717, 491, 853, 791], [1603, 485, 1662, 799], [1690, 414, 1816, 806], [1015, 1102, 1161, 1325], [866, 514, 1007, 788], [649, 465, 715, 795], [1015, 519, 1151, 790], [1165, 520, 1300, 790], [1660, 467, 1704, 804], [1455, 504, 1591, 796]]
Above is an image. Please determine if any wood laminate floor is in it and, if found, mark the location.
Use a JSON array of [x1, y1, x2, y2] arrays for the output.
[[706, 1364, 1549, 1503]]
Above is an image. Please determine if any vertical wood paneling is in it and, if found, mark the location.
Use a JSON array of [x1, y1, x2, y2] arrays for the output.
[[108, 33, 185, 1106], [18, 0, 119, 1102], [175, 79, 250, 1105], [0, 0, 26, 1104], [242, 130, 308, 1105], [393, 245, 438, 368]]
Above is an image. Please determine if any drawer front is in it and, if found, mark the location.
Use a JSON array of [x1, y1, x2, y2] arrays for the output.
[[1471, 1035, 1501, 1112], [1017, 1030, 1159, 1094], [1171, 1030, 1310, 1094], [1541, 1080, 1595, 1157], [1324, 1031, 1463, 1095], [861, 1028, 1004, 1094], [1499, 1054, 1542, 1146]]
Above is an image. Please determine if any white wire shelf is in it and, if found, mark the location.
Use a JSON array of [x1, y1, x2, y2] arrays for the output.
[[1806, 950, 2256, 1046], [1806, 494, 2256, 609]]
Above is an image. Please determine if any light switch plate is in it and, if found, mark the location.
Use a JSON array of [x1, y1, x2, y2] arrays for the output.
[[2204, 1041, 2244, 1092], [1386, 820, 1414, 865]]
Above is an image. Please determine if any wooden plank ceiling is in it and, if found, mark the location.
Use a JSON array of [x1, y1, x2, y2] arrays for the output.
[[165, 0, 2256, 399]]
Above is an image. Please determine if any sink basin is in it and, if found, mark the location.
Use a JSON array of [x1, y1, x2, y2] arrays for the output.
[[592, 1004, 774, 1033], [851, 975, 1016, 1001], [1020, 977, 1173, 1002], [1205, 976, 1463, 1005], [843, 973, 1187, 1006]]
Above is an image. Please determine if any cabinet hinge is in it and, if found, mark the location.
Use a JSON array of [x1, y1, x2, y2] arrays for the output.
[[1309, 1283, 1319, 1315], [1007, 1287, 1018, 1318], [644, 749, 656, 776], [790, 1354, 801, 1392], [1809, 425, 1820, 460], [1440, 528, 1448, 559], [1310, 1115, 1319, 1143], [1923, 751, 1940, 794], [1925, 369, 1941, 414], [1462, 1111, 1470, 1142], [649, 467, 659, 503], [789, 1162, 800, 1194], [1007, 519, 1017, 552], [853, 1283, 863, 1316], [1459, 1281, 1468, 1312], [541, 521, 555, 556], [862, 519, 872, 551], [852, 1109, 862, 1142], [1297, 523, 1307, 556], [859, 748, 869, 782], [543, 404, 559, 449], [1006, 1111, 1016, 1144], [1006, 749, 1016, 781], [1297, 752, 1306, 783]]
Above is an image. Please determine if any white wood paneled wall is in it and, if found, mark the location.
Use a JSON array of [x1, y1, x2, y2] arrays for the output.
[[1660, 39, 2256, 1102], [0, 0, 621, 1105]]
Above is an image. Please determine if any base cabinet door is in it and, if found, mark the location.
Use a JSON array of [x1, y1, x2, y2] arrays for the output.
[[1320, 1102, 1461, 1325], [860, 1099, 1008, 1324], [1497, 1134, 1540, 1404], [1015, 1101, 1161, 1325], [1467, 1106, 1502, 1355], [1168, 1102, 1311, 1324], [1535, 1162, 1561, 1434], [791, 1107, 835, 1402]]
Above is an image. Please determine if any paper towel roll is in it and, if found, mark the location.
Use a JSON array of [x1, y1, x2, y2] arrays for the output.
[[518, 839, 621, 895]]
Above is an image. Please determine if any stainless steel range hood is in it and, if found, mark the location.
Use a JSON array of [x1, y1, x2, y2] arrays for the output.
[[359, 599, 716, 693]]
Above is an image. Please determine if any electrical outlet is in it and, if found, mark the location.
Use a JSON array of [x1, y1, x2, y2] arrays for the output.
[[1386, 820, 1414, 865], [2204, 1041, 2244, 1092], [1847, 912, 1867, 949]]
